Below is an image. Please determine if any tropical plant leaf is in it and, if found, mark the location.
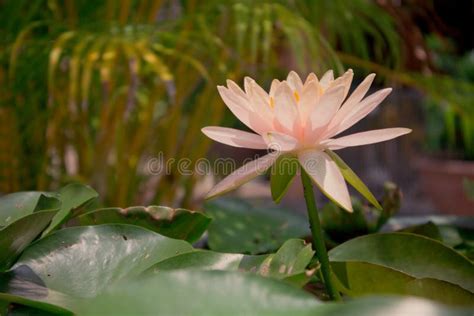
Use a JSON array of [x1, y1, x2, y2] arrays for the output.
[[205, 198, 309, 254], [76, 206, 211, 243], [326, 150, 382, 210]]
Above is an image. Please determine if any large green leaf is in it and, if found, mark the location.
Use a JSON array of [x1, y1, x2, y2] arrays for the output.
[[0, 192, 57, 227], [326, 150, 382, 210], [148, 239, 315, 287], [42, 183, 98, 235], [77, 206, 211, 243], [0, 266, 73, 315], [79, 270, 321, 316], [331, 261, 474, 306], [12, 224, 193, 298], [78, 270, 471, 316], [270, 155, 299, 203], [329, 233, 474, 293], [205, 198, 309, 254], [0, 211, 57, 271], [314, 296, 472, 316]]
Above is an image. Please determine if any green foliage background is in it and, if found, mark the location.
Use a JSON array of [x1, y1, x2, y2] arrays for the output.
[[0, 0, 472, 206]]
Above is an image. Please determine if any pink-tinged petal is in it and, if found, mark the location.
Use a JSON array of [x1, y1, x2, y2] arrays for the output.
[[307, 84, 345, 132], [217, 85, 253, 129], [269, 79, 281, 97], [305, 72, 319, 85], [248, 81, 274, 121], [329, 69, 353, 100], [324, 128, 412, 150], [243, 76, 256, 94], [298, 150, 353, 212], [299, 80, 320, 120], [201, 126, 268, 149], [264, 132, 299, 152], [206, 153, 280, 199], [249, 113, 274, 135], [330, 73, 376, 130], [334, 88, 392, 135], [287, 71, 303, 92], [274, 82, 299, 133], [344, 73, 376, 107], [319, 70, 334, 88], [226, 80, 248, 99]]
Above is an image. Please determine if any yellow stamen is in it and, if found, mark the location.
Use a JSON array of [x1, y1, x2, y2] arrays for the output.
[[294, 91, 300, 103], [269, 97, 275, 109], [318, 85, 325, 96]]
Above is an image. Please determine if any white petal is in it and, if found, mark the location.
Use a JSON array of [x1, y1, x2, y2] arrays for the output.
[[202, 126, 268, 149], [264, 132, 299, 152], [298, 150, 352, 212], [335, 88, 392, 135], [287, 71, 303, 92], [324, 128, 412, 150], [274, 82, 299, 133], [319, 70, 334, 88], [308, 84, 345, 132], [206, 153, 280, 199]]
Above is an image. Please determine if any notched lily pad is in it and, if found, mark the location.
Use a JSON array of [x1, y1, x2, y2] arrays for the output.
[[77, 206, 211, 243]]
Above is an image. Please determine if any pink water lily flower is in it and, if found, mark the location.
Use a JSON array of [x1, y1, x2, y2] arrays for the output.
[[202, 70, 411, 212]]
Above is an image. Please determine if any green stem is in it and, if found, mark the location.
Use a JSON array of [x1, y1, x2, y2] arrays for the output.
[[300, 167, 341, 301]]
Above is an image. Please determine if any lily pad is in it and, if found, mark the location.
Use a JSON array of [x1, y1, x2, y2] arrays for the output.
[[12, 224, 193, 298], [0, 192, 57, 227], [0, 211, 58, 271], [77, 206, 211, 243], [0, 265, 73, 314], [206, 198, 309, 254], [331, 261, 474, 306], [79, 270, 321, 316], [148, 239, 315, 287], [78, 270, 471, 316], [42, 183, 98, 235], [329, 233, 474, 293]]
